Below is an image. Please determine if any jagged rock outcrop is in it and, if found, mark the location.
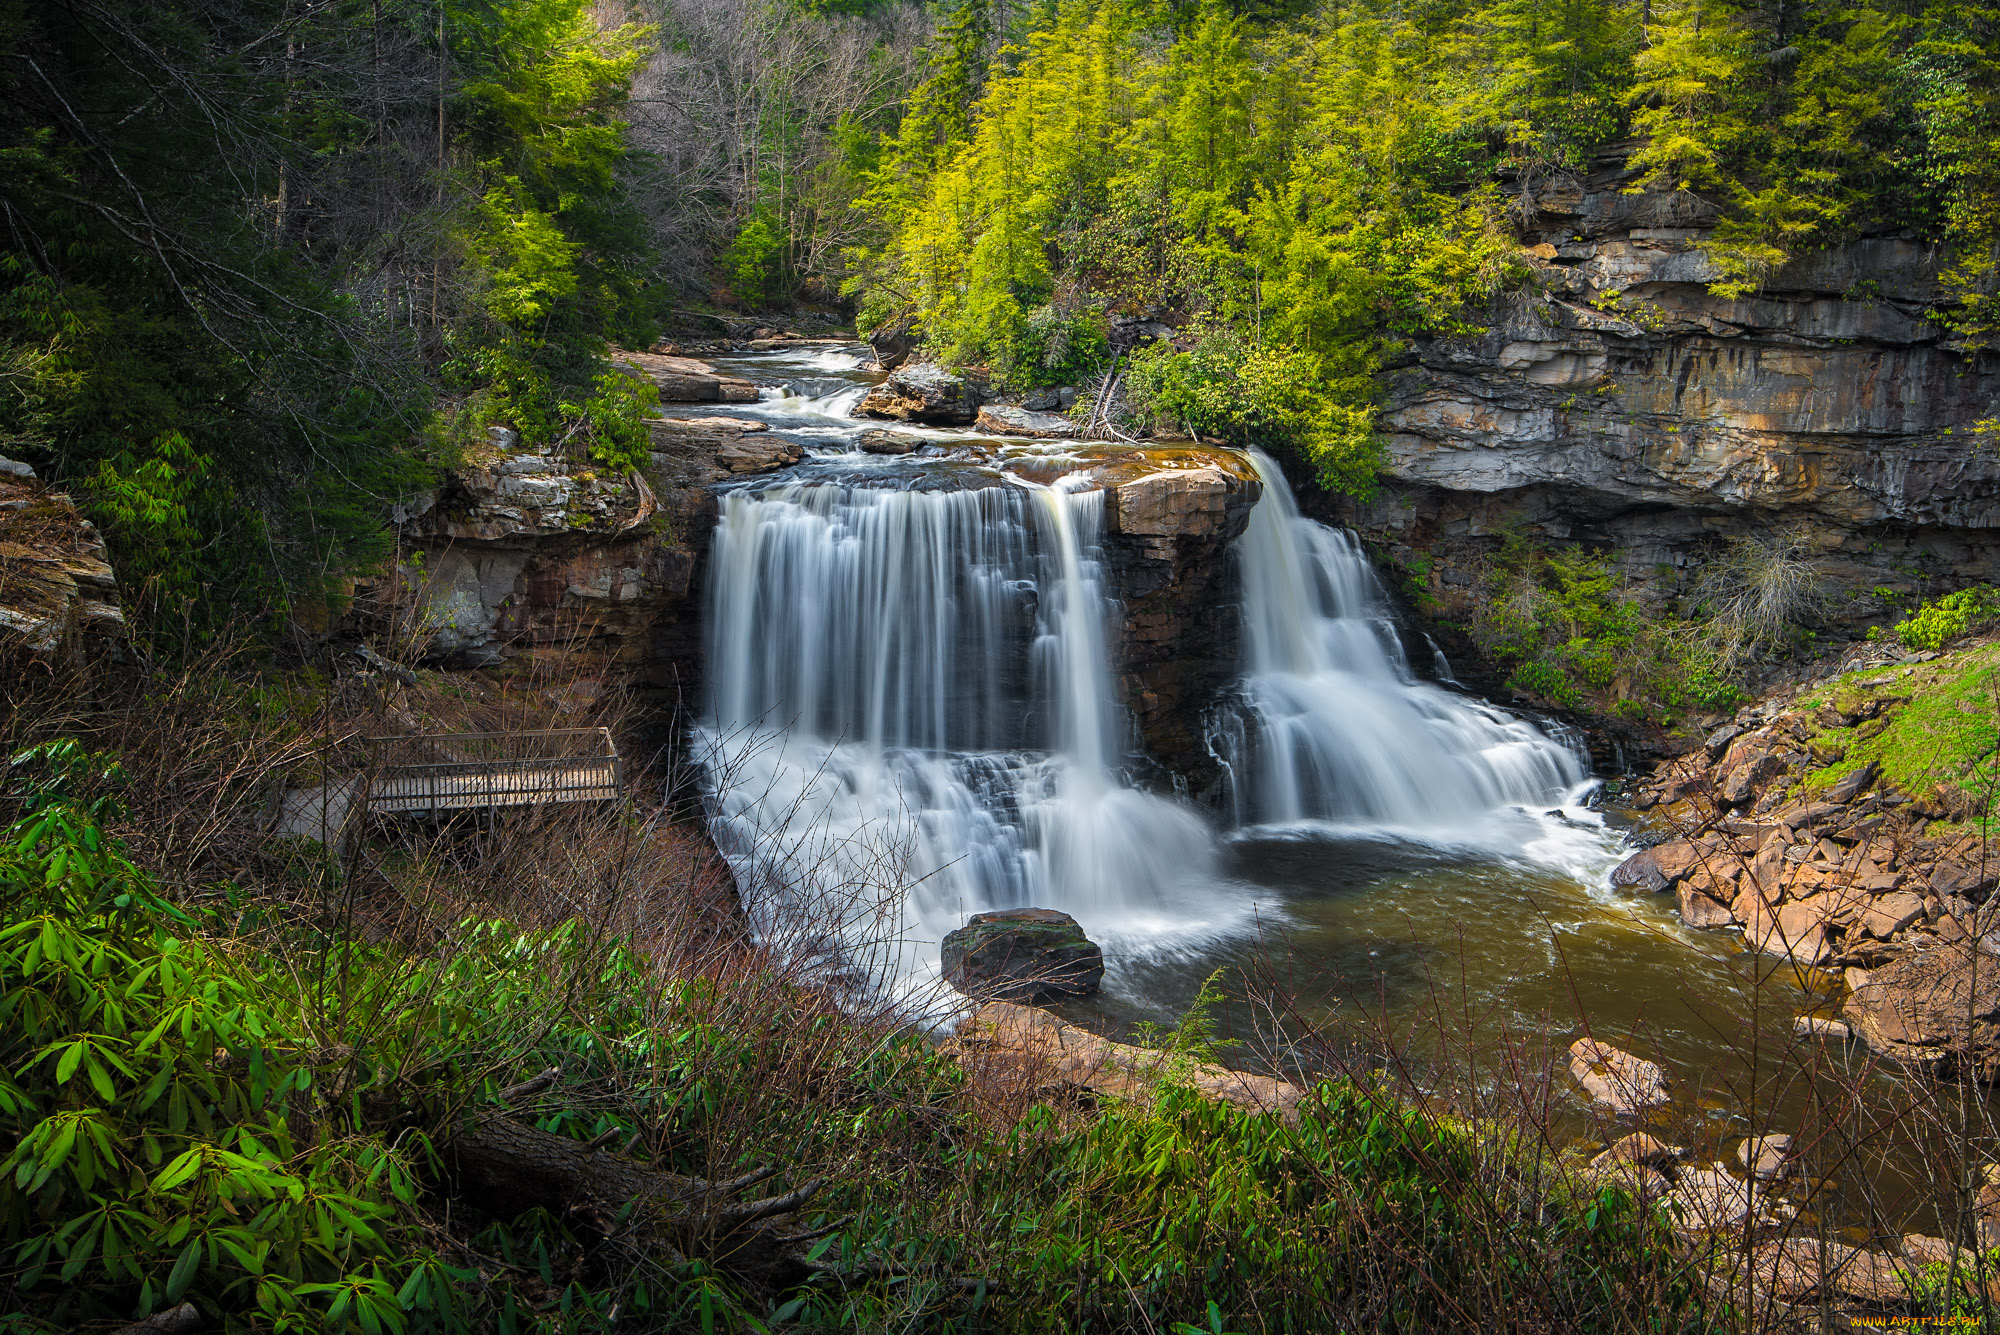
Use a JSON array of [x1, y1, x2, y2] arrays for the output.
[[1844, 943, 2000, 1080], [857, 364, 984, 425], [386, 438, 716, 700], [0, 457, 123, 658], [1332, 142, 2000, 626]]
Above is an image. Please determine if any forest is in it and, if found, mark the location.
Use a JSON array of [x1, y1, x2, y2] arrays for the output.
[[10, 0, 2000, 1332], [5, 0, 1999, 632]]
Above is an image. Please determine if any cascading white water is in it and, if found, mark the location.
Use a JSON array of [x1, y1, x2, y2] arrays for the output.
[[1217, 453, 1590, 830], [696, 473, 1226, 1000]]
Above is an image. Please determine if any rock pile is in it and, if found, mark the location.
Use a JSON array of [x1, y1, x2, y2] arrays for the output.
[[1618, 650, 2000, 1074]]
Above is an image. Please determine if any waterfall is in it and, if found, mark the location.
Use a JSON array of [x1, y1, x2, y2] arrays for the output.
[[1217, 453, 1589, 829], [696, 473, 1225, 999]]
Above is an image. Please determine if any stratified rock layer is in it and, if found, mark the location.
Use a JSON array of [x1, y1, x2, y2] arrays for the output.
[[384, 438, 716, 700], [1093, 451, 1263, 791], [1330, 146, 2000, 628], [0, 458, 123, 658]]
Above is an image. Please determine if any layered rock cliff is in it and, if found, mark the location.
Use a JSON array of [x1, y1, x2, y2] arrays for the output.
[[1333, 146, 2000, 628], [380, 418, 792, 706], [0, 456, 123, 661], [1097, 455, 1262, 789]]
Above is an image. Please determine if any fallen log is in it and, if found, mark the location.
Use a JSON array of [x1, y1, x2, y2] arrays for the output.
[[446, 1114, 825, 1288], [948, 1001, 1309, 1119]]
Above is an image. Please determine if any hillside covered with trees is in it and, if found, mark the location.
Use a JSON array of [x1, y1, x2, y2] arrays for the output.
[[7, 0, 2000, 637], [11, 1, 2000, 1333]]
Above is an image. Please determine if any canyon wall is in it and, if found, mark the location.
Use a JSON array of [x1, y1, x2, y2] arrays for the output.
[[1331, 147, 2000, 630]]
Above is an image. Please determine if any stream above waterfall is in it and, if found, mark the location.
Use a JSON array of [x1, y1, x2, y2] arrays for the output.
[[680, 345, 1859, 1166]]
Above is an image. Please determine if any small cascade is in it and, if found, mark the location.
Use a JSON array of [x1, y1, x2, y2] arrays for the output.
[[696, 474, 1223, 999], [1216, 453, 1590, 830]]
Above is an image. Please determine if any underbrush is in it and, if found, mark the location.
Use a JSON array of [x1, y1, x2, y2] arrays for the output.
[[1462, 539, 1743, 726], [0, 650, 1786, 1333]]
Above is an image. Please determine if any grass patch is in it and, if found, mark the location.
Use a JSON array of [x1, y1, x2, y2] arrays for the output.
[[1798, 642, 2000, 807]]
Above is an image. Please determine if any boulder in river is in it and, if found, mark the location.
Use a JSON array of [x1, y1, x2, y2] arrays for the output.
[[1748, 1237, 1916, 1303], [1843, 940, 2000, 1078], [713, 436, 803, 476], [1735, 1133, 1795, 1181], [616, 350, 758, 403], [1668, 1167, 1783, 1233], [857, 429, 925, 455], [1590, 1132, 1684, 1175], [857, 364, 982, 425], [1610, 841, 1700, 893], [975, 404, 1077, 438], [1567, 1037, 1671, 1114], [941, 908, 1105, 1003]]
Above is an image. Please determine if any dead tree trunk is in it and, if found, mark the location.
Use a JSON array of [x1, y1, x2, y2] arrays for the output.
[[446, 1114, 826, 1288]]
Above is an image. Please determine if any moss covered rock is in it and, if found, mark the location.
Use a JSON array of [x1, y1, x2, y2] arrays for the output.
[[941, 908, 1104, 1003]]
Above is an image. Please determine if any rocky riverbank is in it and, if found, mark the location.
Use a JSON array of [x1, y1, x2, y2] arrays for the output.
[[1616, 635, 2000, 1076]]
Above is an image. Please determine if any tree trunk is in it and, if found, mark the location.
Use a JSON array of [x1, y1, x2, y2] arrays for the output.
[[446, 1114, 825, 1288]]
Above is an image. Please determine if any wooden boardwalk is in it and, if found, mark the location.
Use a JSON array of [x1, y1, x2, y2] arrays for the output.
[[364, 728, 621, 815]]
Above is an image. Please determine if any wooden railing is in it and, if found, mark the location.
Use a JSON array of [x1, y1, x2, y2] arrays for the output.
[[362, 728, 621, 814]]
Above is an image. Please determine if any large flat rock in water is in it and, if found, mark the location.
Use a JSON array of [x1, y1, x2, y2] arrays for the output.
[[975, 404, 1077, 438], [615, 350, 758, 403]]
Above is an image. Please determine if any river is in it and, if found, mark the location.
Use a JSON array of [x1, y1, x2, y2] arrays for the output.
[[672, 344, 1936, 1230]]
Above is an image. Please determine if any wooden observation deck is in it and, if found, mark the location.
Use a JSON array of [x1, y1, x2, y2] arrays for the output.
[[363, 728, 621, 814]]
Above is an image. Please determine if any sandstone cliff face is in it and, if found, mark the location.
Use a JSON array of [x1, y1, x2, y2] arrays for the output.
[[0, 456, 123, 659], [1334, 148, 2000, 623], [385, 422, 760, 704]]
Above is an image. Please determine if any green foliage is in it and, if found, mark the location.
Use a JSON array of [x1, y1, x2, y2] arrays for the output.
[[1124, 333, 1381, 496], [446, 0, 659, 461], [848, 0, 2000, 503], [722, 216, 788, 307], [1471, 538, 1741, 721], [959, 1081, 1699, 1333], [1800, 644, 2000, 824], [0, 742, 764, 1333], [1012, 304, 1111, 388], [1894, 584, 2000, 651], [0, 755, 424, 1331], [0, 0, 659, 652], [0, 732, 1728, 1334]]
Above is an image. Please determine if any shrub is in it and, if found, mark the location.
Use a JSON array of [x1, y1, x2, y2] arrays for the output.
[[1683, 532, 1827, 667], [1471, 541, 1744, 723], [721, 215, 786, 307], [1123, 333, 1381, 497], [1896, 585, 2000, 651], [1010, 303, 1110, 389]]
